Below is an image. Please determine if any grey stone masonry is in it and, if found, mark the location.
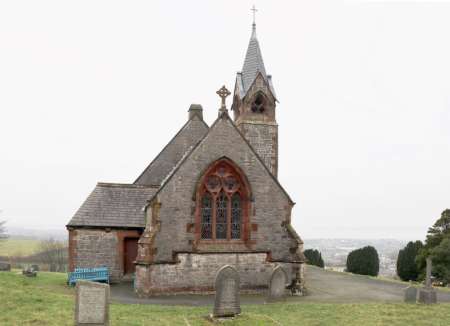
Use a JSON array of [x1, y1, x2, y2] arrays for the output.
[[75, 280, 110, 326], [71, 230, 120, 281], [267, 266, 288, 302], [403, 283, 418, 303], [417, 258, 437, 304], [213, 265, 241, 318]]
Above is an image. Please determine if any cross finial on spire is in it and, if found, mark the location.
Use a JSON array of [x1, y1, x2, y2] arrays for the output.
[[251, 5, 258, 25], [216, 85, 231, 115]]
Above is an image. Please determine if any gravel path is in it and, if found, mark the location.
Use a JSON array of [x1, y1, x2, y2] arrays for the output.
[[110, 265, 450, 305]]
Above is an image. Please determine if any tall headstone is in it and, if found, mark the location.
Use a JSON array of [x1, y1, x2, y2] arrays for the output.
[[213, 265, 240, 318], [417, 257, 437, 304], [267, 266, 288, 302], [403, 281, 417, 303], [75, 280, 110, 325]]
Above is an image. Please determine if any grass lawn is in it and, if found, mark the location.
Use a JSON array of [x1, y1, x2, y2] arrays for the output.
[[1, 271, 450, 325], [0, 238, 41, 257]]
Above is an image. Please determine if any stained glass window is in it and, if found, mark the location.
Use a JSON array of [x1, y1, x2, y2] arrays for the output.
[[197, 160, 248, 241], [201, 193, 212, 239], [231, 193, 241, 239], [216, 192, 228, 239]]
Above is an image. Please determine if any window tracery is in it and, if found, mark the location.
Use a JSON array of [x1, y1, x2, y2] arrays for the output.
[[197, 160, 249, 242]]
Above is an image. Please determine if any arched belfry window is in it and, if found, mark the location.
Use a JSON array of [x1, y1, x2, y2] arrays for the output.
[[251, 92, 266, 113], [197, 159, 250, 241]]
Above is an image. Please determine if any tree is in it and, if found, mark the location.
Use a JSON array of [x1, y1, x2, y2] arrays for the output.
[[429, 237, 450, 285], [38, 238, 67, 272], [346, 246, 379, 276], [417, 209, 450, 281], [396, 241, 423, 281], [304, 249, 325, 268]]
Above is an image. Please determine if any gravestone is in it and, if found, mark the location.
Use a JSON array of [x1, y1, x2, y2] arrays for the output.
[[267, 266, 288, 302], [403, 282, 417, 303], [213, 265, 240, 318], [75, 280, 110, 325], [417, 257, 437, 304], [0, 262, 11, 271], [22, 266, 37, 277]]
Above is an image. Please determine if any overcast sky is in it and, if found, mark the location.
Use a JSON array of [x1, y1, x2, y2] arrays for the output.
[[1, 1, 449, 240]]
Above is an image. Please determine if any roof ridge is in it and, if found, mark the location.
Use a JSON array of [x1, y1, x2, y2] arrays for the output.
[[97, 182, 159, 189], [145, 112, 294, 208]]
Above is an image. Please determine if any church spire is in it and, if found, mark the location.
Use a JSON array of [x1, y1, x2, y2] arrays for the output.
[[241, 20, 268, 96]]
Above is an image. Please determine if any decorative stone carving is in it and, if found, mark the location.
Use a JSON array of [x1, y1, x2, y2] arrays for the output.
[[75, 280, 110, 325], [213, 265, 241, 318]]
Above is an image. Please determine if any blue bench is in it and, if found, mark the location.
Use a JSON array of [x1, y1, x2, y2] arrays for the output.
[[68, 267, 109, 286]]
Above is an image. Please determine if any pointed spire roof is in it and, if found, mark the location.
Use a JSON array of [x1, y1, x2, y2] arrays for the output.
[[235, 23, 276, 100], [241, 23, 267, 93]]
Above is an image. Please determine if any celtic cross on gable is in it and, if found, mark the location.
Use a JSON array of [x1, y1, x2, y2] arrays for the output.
[[216, 85, 231, 110]]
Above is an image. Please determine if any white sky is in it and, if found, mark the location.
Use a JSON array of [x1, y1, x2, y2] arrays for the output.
[[1, 1, 449, 240]]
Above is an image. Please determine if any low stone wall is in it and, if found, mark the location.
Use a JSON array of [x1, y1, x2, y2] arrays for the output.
[[135, 252, 294, 295]]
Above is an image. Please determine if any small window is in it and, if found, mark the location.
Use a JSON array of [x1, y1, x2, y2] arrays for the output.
[[251, 93, 265, 113]]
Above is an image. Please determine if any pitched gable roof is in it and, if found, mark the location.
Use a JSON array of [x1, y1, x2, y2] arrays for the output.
[[67, 183, 158, 228], [146, 111, 294, 207], [134, 115, 209, 186]]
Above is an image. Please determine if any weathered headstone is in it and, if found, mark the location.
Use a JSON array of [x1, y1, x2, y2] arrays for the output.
[[0, 262, 11, 271], [213, 265, 240, 318], [267, 266, 288, 302], [75, 280, 110, 325], [403, 281, 418, 303], [417, 257, 437, 304], [22, 266, 37, 277]]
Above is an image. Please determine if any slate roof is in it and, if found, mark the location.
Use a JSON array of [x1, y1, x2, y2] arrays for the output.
[[235, 24, 276, 100], [67, 183, 158, 228], [134, 115, 209, 185], [145, 111, 295, 208]]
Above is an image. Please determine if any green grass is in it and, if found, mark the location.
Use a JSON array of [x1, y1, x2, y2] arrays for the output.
[[0, 238, 41, 257], [0, 271, 450, 325]]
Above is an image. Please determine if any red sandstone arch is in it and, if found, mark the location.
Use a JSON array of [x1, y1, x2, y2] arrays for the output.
[[194, 158, 252, 243]]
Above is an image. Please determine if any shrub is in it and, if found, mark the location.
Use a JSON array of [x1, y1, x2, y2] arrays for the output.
[[304, 249, 325, 268], [346, 246, 379, 276], [396, 241, 423, 281]]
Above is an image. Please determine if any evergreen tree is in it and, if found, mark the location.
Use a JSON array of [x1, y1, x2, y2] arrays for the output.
[[417, 209, 450, 281], [396, 241, 423, 281], [346, 246, 379, 276], [304, 249, 325, 268]]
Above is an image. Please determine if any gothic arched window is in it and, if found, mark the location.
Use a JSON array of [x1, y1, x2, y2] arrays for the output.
[[196, 159, 250, 242], [251, 93, 266, 113]]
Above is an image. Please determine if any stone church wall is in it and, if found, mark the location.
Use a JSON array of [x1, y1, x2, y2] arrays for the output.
[[135, 253, 293, 295], [68, 228, 141, 282], [238, 122, 278, 177]]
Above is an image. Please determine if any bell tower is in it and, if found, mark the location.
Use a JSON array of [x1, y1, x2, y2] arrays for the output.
[[231, 16, 278, 177]]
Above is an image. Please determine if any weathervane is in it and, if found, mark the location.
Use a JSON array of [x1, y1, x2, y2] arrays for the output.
[[216, 85, 231, 115]]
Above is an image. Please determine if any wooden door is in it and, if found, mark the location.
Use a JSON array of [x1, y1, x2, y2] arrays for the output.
[[124, 238, 138, 274]]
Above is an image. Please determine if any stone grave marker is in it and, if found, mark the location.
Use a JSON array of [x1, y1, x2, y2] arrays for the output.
[[403, 281, 417, 303], [0, 262, 11, 271], [417, 257, 437, 304], [213, 265, 241, 318], [75, 280, 110, 325], [267, 266, 288, 302]]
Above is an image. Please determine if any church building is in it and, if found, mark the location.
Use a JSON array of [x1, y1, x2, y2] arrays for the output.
[[67, 21, 305, 295]]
